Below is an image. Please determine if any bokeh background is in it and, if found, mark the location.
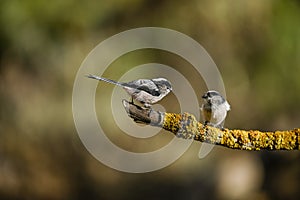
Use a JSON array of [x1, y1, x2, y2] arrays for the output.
[[1, 0, 300, 199]]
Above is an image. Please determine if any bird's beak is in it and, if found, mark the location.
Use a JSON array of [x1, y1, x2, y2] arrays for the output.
[[202, 94, 208, 99]]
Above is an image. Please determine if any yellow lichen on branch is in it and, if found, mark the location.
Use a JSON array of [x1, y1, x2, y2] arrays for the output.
[[122, 100, 300, 151], [220, 129, 300, 150], [162, 112, 300, 150], [163, 113, 181, 134]]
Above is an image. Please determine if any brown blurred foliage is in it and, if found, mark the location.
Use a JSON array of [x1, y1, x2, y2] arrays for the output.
[[0, 0, 300, 199]]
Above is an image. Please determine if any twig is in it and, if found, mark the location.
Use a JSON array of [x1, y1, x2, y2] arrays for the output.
[[122, 100, 300, 150]]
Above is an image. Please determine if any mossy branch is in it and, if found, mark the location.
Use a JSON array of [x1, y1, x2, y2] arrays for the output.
[[122, 100, 300, 151]]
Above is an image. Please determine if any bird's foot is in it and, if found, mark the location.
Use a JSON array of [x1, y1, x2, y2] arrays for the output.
[[143, 103, 152, 109], [204, 121, 214, 127]]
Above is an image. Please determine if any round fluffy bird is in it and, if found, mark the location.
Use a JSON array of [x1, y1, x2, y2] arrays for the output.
[[200, 90, 230, 128]]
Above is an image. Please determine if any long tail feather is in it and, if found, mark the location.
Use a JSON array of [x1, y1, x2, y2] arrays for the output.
[[86, 74, 123, 87]]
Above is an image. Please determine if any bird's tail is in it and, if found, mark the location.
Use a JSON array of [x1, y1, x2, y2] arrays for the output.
[[86, 74, 123, 87]]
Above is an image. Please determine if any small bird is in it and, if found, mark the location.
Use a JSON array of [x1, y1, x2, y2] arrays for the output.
[[200, 90, 230, 128], [87, 74, 172, 108]]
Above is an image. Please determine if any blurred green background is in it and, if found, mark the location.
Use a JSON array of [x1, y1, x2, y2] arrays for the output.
[[1, 0, 300, 199]]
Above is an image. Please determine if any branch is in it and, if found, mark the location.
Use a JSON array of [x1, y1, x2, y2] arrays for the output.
[[122, 100, 300, 151]]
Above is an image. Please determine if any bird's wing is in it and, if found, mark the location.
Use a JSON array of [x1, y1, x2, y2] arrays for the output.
[[125, 79, 160, 96]]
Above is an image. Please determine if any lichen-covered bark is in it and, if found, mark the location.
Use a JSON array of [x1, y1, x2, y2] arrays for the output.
[[122, 100, 300, 150], [219, 129, 300, 150]]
